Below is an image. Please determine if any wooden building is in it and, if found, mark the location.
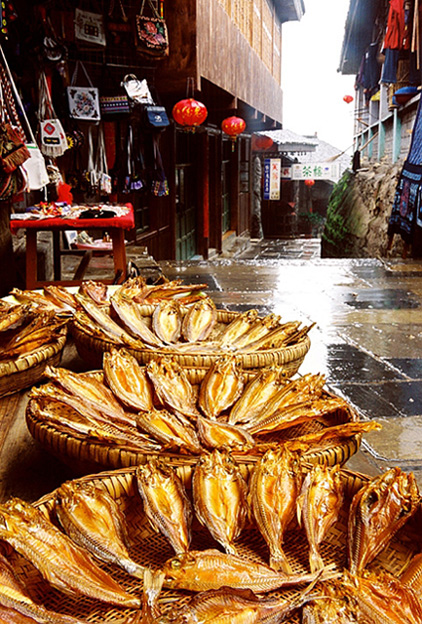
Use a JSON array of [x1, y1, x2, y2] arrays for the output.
[[3, 0, 305, 262]]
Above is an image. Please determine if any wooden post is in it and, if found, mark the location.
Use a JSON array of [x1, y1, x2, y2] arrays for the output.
[[199, 131, 210, 259]]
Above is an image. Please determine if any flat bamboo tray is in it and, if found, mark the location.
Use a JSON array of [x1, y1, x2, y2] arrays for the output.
[[26, 367, 361, 475], [0, 329, 67, 398], [71, 309, 311, 375], [9, 464, 422, 623]]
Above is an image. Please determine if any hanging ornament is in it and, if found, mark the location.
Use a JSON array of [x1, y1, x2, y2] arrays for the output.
[[304, 178, 315, 187], [222, 116, 246, 151], [252, 134, 273, 151], [172, 97, 208, 132], [343, 94, 353, 104]]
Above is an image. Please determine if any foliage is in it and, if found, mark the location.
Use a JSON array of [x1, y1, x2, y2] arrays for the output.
[[321, 170, 356, 256]]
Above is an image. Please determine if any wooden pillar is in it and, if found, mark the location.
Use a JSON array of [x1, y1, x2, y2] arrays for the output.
[[198, 131, 210, 259]]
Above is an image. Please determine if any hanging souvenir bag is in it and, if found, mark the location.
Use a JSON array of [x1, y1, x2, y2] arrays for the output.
[[38, 72, 68, 158], [0, 63, 30, 174], [151, 135, 169, 197], [67, 61, 101, 122], [96, 125, 112, 195], [75, 2, 106, 47], [135, 0, 169, 59], [107, 0, 131, 45]]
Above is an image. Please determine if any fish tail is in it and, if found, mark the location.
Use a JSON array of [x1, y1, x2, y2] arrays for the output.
[[309, 547, 324, 573], [270, 550, 292, 575]]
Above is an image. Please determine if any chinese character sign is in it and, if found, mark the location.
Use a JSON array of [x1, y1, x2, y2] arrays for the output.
[[263, 158, 281, 200], [291, 162, 340, 182]]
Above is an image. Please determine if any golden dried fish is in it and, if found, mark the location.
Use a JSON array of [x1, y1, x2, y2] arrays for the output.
[[146, 358, 200, 419], [198, 356, 245, 419], [0, 551, 87, 624], [113, 276, 148, 302], [192, 450, 249, 555], [196, 415, 255, 451], [136, 460, 193, 554], [54, 480, 145, 579], [215, 309, 259, 347], [78, 280, 109, 305], [0, 498, 140, 609], [285, 420, 382, 453], [44, 366, 139, 429], [348, 467, 420, 575], [9, 288, 61, 312], [103, 349, 154, 412], [152, 300, 182, 344], [297, 464, 344, 572], [162, 548, 336, 592], [228, 367, 287, 426], [230, 313, 282, 350], [43, 285, 78, 312], [181, 298, 217, 342], [134, 281, 209, 305], [400, 552, 422, 591], [110, 297, 164, 347], [237, 321, 303, 352], [249, 447, 303, 573], [73, 310, 121, 344], [173, 580, 318, 624], [0, 304, 33, 333], [74, 293, 134, 342], [342, 569, 422, 624], [137, 407, 202, 454], [138, 568, 165, 624], [302, 581, 358, 623]]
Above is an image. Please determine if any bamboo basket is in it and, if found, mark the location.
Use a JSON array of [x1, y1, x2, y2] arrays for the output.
[[9, 464, 422, 623], [71, 309, 312, 375], [26, 367, 361, 475], [0, 329, 67, 398]]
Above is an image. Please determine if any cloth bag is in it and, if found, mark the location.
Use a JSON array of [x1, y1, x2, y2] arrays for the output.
[[75, 6, 106, 47], [38, 72, 68, 158], [144, 105, 170, 130], [135, 0, 169, 58], [67, 61, 101, 121]]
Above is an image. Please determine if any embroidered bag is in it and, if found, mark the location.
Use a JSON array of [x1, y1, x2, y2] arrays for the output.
[[38, 72, 68, 158], [135, 0, 169, 58], [67, 61, 101, 121], [75, 6, 106, 47], [99, 95, 130, 116], [0, 63, 30, 173]]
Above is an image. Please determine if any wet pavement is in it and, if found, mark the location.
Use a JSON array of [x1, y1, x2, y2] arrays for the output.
[[158, 238, 422, 485]]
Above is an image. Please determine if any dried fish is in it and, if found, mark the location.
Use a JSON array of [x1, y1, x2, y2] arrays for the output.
[[137, 408, 202, 454], [228, 366, 287, 426], [237, 321, 303, 352], [9, 288, 61, 312], [54, 480, 145, 579], [146, 358, 200, 419], [285, 420, 382, 454], [0, 304, 33, 333], [139, 568, 165, 623], [181, 298, 217, 342], [0, 498, 140, 608], [152, 300, 182, 344], [230, 313, 282, 350], [162, 548, 336, 592], [0, 551, 87, 624], [196, 415, 255, 452], [78, 280, 109, 306], [249, 447, 303, 573], [103, 349, 154, 412], [348, 467, 420, 575], [297, 464, 344, 572], [198, 356, 245, 419], [136, 460, 193, 554], [192, 450, 249, 555], [43, 285, 78, 312], [302, 581, 358, 623], [110, 297, 164, 347], [74, 293, 134, 343], [400, 552, 422, 591], [215, 309, 259, 347]]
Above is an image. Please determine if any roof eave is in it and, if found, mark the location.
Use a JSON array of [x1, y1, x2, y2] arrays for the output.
[[275, 0, 305, 24]]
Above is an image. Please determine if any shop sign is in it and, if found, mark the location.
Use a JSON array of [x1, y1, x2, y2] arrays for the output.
[[281, 166, 291, 179], [291, 162, 340, 182], [263, 158, 281, 200]]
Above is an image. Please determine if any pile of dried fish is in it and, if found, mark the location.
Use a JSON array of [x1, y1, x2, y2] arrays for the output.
[[27, 349, 379, 461], [0, 300, 68, 363]]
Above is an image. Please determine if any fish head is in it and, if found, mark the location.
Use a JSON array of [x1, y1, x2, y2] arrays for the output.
[[162, 551, 196, 587]]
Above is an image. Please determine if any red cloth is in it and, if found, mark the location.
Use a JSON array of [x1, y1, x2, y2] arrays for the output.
[[9, 204, 134, 235], [384, 0, 409, 51]]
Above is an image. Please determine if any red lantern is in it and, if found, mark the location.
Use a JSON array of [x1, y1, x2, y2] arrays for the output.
[[222, 116, 246, 149], [252, 134, 274, 151], [172, 98, 208, 132], [304, 179, 315, 187], [343, 94, 353, 104]]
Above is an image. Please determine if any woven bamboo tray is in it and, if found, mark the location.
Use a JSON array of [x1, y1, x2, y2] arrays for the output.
[[0, 329, 67, 398], [9, 464, 421, 623], [26, 367, 361, 475], [71, 309, 311, 375]]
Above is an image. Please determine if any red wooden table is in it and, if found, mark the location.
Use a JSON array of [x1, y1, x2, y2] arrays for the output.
[[10, 205, 135, 289]]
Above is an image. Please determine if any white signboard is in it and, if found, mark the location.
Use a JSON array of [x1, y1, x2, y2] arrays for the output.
[[263, 158, 281, 200], [291, 162, 340, 182]]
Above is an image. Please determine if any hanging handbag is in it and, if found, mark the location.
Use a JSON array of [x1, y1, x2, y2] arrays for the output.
[[0, 63, 30, 173], [38, 72, 68, 158], [67, 61, 101, 122], [99, 94, 130, 116], [144, 105, 170, 130], [107, 0, 131, 45], [135, 0, 169, 59], [96, 125, 112, 195], [75, 4, 106, 47]]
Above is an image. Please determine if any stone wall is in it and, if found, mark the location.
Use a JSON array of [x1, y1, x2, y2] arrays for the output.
[[321, 158, 406, 258]]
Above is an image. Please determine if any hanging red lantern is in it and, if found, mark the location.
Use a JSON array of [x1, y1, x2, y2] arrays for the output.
[[304, 178, 315, 187], [172, 98, 208, 132], [252, 134, 274, 151], [222, 116, 246, 149], [343, 94, 354, 104]]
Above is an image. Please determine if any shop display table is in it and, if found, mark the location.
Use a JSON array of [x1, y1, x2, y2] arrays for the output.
[[10, 204, 135, 289]]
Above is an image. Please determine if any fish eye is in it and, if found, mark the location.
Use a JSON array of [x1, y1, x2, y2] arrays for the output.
[[170, 558, 182, 570]]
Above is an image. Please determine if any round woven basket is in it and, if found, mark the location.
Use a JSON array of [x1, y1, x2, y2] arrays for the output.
[[26, 367, 361, 475], [8, 464, 421, 623], [71, 309, 311, 374], [0, 329, 67, 398]]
